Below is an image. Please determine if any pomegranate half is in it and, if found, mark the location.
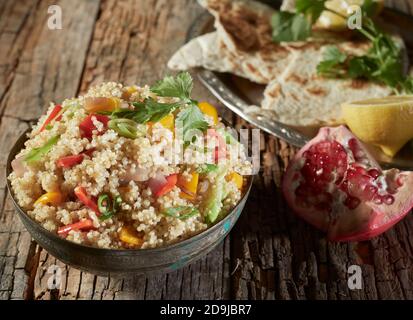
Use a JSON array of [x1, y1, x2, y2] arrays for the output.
[[282, 126, 413, 241]]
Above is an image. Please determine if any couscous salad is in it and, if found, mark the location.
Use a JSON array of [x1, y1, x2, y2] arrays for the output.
[[8, 72, 252, 249]]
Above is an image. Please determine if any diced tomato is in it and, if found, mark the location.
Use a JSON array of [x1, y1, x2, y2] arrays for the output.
[[56, 148, 95, 169], [74, 186, 100, 216], [56, 154, 85, 168], [57, 219, 94, 236], [79, 114, 110, 139], [148, 174, 178, 197], [39, 105, 62, 132], [207, 129, 226, 163]]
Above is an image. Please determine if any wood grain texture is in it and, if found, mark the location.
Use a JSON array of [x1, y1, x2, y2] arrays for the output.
[[0, 0, 413, 300]]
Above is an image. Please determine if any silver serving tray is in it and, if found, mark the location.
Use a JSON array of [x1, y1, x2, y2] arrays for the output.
[[187, 6, 413, 170]]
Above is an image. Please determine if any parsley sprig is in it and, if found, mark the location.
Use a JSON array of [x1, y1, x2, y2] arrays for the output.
[[104, 72, 209, 142], [272, 0, 413, 94], [151, 72, 209, 142]]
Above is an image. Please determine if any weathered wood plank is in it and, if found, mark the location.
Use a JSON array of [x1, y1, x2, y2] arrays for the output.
[[3, 0, 99, 120], [0, 0, 100, 300], [32, 0, 231, 300], [1, 0, 413, 301]]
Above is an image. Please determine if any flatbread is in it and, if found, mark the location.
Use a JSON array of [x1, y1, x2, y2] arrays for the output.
[[168, 31, 295, 84], [259, 42, 393, 127], [169, 0, 295, 84], [169, 0, 397, 128]]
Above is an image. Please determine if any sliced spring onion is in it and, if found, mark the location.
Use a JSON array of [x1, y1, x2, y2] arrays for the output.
[[196, 164, 218, 174], [24, 135, 60, 164], [113, 195, 122, 212], [98, 194, 111, 215], [97, 194, 122, 220], [162, 206, 199, 220], [108, 118, 138, 139]]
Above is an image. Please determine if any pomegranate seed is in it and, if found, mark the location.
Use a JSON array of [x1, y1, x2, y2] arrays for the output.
[[344, 196, 361, 209], [340, 180, 349, 193], [373, 195, 383, 204], [367, 169, 380, 179], [348, 138, 358, 154], [396, 175, 406, 187], [362, 185, 378, 201], [347, 175, 373, 198], [354, 166, 367, 175], [383, 195, 394, 205]]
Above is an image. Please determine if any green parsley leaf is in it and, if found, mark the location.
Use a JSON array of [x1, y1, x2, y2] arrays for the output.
[[361, 0, 379, 17], [111, 99, 180, 124], [24, 135, 60, 164], [144, 98, 180, 123], [272, 11, 312, 42], [317, 46, 348, 77], [151, 71, 193, 100], [296, 0, 327, 23], [175, 104, 208, 142]]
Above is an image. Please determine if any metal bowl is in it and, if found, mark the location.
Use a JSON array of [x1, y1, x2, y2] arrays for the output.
[[6, 130, 253, 276]]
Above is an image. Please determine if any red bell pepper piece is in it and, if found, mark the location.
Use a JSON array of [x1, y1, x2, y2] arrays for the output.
[[74, 186, 100, 216], [56, 154, 85, 168], [39, 104, 62, 132], [56, 148, 95, 169], [57, 219, 94, 236], [152, 174, 178, 197], [79, 114, 109, 139]]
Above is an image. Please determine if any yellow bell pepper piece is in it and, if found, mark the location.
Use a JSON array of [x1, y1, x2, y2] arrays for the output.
[[159, 114, 175, 131], [119, 226, 143, 246], [34, 191, 63, 206], [178, 172, 199, 200], [84, 97, 120, 113], [147, 114, 175, 132], [198, 102, 218, 124], [122, 86, 137, 100], [226, 172, 243, 190]]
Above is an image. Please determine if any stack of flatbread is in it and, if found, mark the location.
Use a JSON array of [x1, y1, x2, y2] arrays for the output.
[[168, 0, 393, 128]]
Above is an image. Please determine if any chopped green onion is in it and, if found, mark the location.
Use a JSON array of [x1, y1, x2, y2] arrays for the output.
[[45, 124, 53, 130], [98, 194, 111, 215], [162, 206, 199, 220], [108, 118, 138, 139], [196, 164, 218, 174], [24, 135, 60, 164], [113, 195, 122, 212], [97, 194, 122, 220]]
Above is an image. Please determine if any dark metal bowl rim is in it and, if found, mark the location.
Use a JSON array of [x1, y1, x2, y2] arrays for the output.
[[6, 129, 254, 255]]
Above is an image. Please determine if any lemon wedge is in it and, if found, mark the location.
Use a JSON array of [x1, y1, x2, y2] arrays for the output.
[[342, 96, 413, 157], [316, 0, 383, 31]]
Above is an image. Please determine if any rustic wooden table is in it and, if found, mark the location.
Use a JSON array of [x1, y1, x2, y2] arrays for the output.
[[1, 0, 413, 300]]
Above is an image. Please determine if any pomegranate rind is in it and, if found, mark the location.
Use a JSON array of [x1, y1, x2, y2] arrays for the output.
[[330, 169, 413, 241], [282, 126, 413, 242]]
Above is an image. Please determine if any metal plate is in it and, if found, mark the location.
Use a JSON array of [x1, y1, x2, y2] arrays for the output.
[[188, 6, 413, 170]]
